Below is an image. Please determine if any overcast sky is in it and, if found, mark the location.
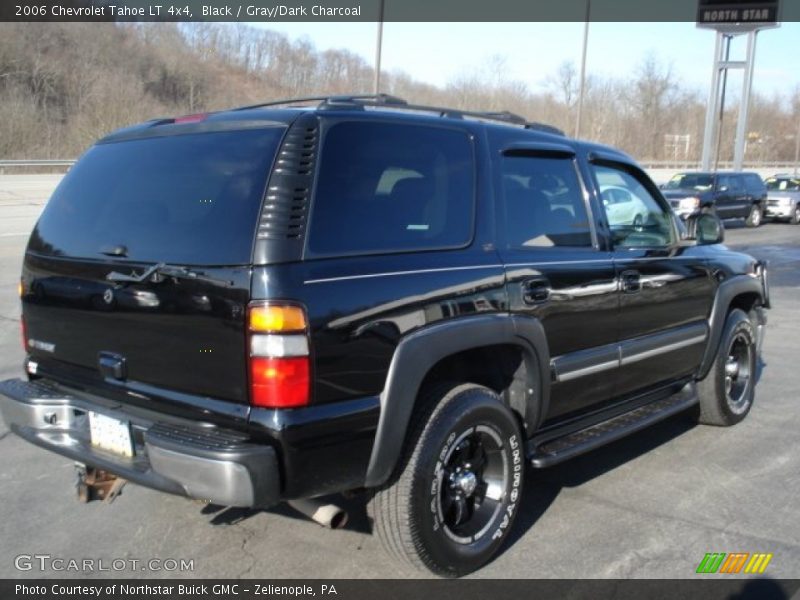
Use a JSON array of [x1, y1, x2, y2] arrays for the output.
[[253, 22, 799, 102]]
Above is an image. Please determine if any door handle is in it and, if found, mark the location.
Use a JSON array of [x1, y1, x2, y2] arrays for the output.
[[522, 278, 551, 304], [620, 270, 641, 293]]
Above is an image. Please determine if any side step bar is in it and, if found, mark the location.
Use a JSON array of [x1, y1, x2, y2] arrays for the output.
[[528, 383, 698, 468]]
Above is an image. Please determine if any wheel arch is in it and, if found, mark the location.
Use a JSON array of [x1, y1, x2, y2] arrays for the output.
[[364, 313, 549, 488], [698, 274, 766, 380]]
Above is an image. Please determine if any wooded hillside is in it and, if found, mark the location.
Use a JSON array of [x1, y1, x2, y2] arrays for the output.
[[0, 22, 797, 163]]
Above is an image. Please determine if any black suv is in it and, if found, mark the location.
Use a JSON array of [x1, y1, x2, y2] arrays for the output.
[[0, 95, 770, 577], [662, 171, 767, 227]]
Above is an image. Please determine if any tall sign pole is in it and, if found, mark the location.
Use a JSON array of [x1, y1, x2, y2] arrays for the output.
[[373, 0, 385, 94], [732, 30, 758, 170], [697, 0, 779, 171], [574, 0, 591, 139]]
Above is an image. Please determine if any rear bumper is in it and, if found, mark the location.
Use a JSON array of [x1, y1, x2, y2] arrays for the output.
[[0, 378, 280, 508]]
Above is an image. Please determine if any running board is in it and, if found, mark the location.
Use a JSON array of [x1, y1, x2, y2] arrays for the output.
[[528, 383, 698, 468]]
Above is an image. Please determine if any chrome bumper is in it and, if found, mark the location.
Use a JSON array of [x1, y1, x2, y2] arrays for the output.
[[0, 379, 280, 508], [764, 205, 793, 218]]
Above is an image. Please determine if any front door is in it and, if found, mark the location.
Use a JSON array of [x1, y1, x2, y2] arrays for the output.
[[590, 160, 714, 399]]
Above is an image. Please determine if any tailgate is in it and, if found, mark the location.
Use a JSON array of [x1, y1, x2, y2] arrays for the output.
[[23, 256, 251, 403], [21, 124, 285, 404]]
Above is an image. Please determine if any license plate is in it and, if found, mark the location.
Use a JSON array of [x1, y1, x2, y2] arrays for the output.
[[89, 412, 133, 457]]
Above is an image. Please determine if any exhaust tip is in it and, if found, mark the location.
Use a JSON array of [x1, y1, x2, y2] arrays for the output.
[[289, 499, 349, 529], [328, 508, 348, 530]]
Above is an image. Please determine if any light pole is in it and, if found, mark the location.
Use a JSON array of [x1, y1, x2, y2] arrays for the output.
[[373, 0, 385, 94], [574, 0, 591, 139]]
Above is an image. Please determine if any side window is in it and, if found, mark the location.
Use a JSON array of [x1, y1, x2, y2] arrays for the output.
[[720, 175, 744, 194], [745, 174, 765, 195], [592, 164, 674, 248], [500, 156, 593, 248], [308, 122, 474, 257]]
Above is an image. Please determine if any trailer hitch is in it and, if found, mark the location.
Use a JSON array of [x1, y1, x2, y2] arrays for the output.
[[75, 464, 127, 504]]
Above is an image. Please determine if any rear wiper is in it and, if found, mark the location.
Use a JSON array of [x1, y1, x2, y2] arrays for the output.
[[106, 263, 234, 287]]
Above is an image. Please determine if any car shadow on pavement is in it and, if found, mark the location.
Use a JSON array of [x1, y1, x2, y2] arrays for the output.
[[200, 399, 763, 552], [201, 493, 374, 534], [498, 409, 699, 558]]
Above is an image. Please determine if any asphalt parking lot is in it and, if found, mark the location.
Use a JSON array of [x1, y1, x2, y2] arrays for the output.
[[0, 174, 798, 579]]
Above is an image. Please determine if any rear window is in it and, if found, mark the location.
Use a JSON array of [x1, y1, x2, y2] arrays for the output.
[[307, 121, 474, 257], [29, 128, 284, 265], [744, 173, 766, 194]]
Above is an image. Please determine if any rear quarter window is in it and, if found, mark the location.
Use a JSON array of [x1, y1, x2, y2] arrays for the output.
[[745, 174, 766, 195], [307, 121, 475, 257]]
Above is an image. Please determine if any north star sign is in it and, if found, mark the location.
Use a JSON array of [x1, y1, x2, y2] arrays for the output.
[[697, 0, 778, 26]]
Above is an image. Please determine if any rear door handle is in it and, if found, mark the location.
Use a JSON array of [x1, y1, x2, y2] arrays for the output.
[[620, 270, 641, 294], [522, 278, 551, 304]]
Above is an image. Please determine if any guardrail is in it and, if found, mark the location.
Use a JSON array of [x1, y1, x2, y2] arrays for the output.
[[640, 161, 798, 170], [0, 159, 76, 170], [0, 159, 76, 174], [0, 158, 796, 175]]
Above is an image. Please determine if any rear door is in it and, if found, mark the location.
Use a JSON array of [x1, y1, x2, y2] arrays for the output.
[[23, 124, 285, 405], [492, 139, 618, 422]]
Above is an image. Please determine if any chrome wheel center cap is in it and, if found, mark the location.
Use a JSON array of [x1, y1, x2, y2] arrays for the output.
[[455, 471, 478, 497], [725, 357, 739, 378]]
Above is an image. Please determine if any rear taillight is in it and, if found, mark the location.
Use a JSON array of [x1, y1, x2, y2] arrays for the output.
[[173, 113, 208, 124], [19, 280, 27, 351], [20, 314, 28, 352], [247, 303, 310, 409]]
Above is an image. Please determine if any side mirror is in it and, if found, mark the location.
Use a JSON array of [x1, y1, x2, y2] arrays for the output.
[[684, 212, 724, 245]]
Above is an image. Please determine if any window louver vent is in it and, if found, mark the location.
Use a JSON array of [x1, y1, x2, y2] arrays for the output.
[[257, 118, 318, 241]]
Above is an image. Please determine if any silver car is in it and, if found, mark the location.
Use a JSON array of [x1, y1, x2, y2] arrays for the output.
[[764, 175, 800, 224]]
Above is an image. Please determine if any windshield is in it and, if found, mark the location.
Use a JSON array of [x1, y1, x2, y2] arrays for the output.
[[664, 173, 714, 191], [29, 127, 284, 265], [766, 177, 800, 191]]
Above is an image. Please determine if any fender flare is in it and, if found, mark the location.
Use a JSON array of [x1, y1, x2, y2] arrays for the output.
[[697, 274, 765, 380], [364, 313, 549, 488]]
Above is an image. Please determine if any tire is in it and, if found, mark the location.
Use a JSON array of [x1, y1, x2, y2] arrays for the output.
[[696, 309, 757, 426], [368, 383, 525, 577], [791, 204, 800, 225], [745, 203, 763, 228]]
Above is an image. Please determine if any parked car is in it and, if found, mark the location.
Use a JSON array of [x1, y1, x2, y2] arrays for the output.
[[0, 95, 770, 577], [661, 171, 767, 227], [764, 174, 800, 224], [600, 185, 649, 229]]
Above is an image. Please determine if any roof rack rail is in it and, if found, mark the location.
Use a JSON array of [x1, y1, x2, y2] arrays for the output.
[[526, 122, 566, 136], [233, 94, 407, 111], [233, 93, 565, 136], [472, 111, 528, 126]]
